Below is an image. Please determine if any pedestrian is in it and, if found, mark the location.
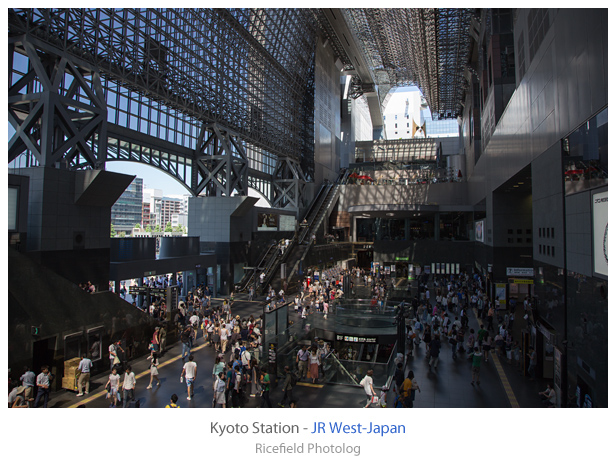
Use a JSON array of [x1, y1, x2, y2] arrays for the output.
[[212, 322, 221, 353], [229, 365, 242, 408], [394, 362, 404, 394], [527, 346, 537, 380], [165, 393, 180, 408], [20, 366, 36, 406], [181, 354, 197, 401], [33, 365, 52, 408], [482, 335, 492, 362], [401, 370, 420, 407], [211, 355, 226, 390], [378, 384, 388, 408], [309, 347, 320, 384], [105, 366, 121, 407], [213, 372, 226, 408], [108, 340, 119, 371], [278, 366, 294, 408], [449, 332, 458, 359], [296, 345, 309, 380], [471, 347, 482, 386], [180, 325, 192, 361], [260, 366, 272, 408], [146, 353, 161, 389], [149, 327, 160, 360], [121, 365, 136, 408], [360, 370, 376, 408], [76, 353, 93, 397], [428, 336, 441, 371]]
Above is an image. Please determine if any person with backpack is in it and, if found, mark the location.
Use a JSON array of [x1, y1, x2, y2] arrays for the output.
[[165, 393, 180, 408], [278, 366, 296, 407]]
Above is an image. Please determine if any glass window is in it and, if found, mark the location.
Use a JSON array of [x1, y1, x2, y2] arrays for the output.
[[563, 108, 608, 195]]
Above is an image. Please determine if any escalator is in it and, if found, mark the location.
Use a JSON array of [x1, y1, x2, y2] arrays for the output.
[[245, 170, 350, 293]]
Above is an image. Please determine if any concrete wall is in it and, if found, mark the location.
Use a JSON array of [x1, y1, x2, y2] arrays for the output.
[[466, 9, 607, 207], [338, 182, 470, 212]]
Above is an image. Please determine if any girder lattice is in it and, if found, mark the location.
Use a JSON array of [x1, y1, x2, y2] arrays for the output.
[[8, 8, 317, 169], [338, 8, 474, 119]]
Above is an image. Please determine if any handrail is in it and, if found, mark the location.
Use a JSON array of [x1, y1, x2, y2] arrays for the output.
[[325, 351, 360, 384]]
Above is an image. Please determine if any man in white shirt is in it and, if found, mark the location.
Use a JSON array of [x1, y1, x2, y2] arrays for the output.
[[76, 354, 93, 396], [33, 366, 52, 408], [361, 369, 376, 408], [122, 365, 137, 408], [181, 355, 197, 400]]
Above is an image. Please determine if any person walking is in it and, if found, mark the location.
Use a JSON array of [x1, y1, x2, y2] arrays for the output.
[[105, 367, 121, 407], [428, 336, 441, 371], [308, 347, 321, 384], [260, 367, 272, 408], [146, 353, 160, 389], [471, 347, 482, 386], [121, 365, 136, 408], [401, 370, 420, 407], [181, 354, 197, 401], [213, 372, 226, 408], [76, 353, 93, 397], [296, 345, 309, 381], [528, 346, 537, 380], [360, 369, 376, 408], [278, 366, 294, 408], [180, 325, 192, 361]]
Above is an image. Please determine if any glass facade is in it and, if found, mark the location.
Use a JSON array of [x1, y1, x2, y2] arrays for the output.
[[562, 107, 608, 195], [111, 178, 143, 233]]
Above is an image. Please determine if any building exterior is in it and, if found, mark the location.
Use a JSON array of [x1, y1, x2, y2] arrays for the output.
[[110, 177, 143, 234]]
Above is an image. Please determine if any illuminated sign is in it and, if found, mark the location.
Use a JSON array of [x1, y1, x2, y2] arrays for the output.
[[592, 191, 608, 276], [336, 335, 377, 343]]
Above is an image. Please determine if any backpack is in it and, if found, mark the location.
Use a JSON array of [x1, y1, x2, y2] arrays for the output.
[[290, 371, 298, 387], [234, 347, 241, 360]]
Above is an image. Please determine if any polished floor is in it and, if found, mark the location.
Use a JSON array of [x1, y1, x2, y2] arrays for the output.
[[42, 284, 548, 409]]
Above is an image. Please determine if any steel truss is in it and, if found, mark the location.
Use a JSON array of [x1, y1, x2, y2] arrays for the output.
[[333, 9, 474, 119], [8, 36, 108, 169], [8, 8, 317, 206]]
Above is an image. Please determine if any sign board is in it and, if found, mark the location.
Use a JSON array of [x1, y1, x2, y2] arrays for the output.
[[336, 335, 378, 344], [258, 213, 278, 231], [495, 283, 507, 308], [475, 219, 485, 242], [395, 257, 409, 261], [512, 278, 534, 285], [592, 191, 608, 276], [506, 267, 534, 277], [279, 214, 295, 232]]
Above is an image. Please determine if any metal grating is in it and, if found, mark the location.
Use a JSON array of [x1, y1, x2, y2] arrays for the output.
[[339, 8, 474, 119]]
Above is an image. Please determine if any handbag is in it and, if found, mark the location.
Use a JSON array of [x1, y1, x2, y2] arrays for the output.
[[113, 356, 120, 365], [370, 395, 379, 404]]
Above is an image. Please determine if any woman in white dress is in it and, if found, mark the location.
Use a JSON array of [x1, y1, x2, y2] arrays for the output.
[[146, 353, 160, 389]]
